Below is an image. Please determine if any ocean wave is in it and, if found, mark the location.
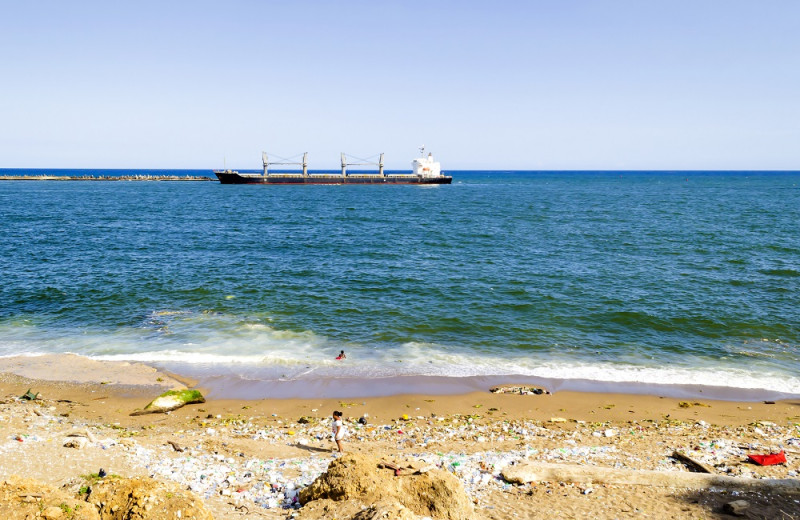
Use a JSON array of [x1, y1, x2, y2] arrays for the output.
[[83, 346, 800, 397], [2, 308, 798, 398]]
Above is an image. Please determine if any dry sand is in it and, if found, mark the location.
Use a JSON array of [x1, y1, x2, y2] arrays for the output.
[[0, 355, 799, 519]]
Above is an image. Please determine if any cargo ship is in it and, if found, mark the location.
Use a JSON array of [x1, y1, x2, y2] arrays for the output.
[[214, 148, 452, 185]]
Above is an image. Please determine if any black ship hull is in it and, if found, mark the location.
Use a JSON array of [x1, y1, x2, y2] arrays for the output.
[[214, 171, 452, 185]]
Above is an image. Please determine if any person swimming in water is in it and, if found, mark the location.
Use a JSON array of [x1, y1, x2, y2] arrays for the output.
[[335, 350, 346, 360]]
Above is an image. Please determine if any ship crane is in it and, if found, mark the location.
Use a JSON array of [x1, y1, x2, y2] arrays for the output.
[[263, 152, 308, 177], [340, 153, 385, 177]]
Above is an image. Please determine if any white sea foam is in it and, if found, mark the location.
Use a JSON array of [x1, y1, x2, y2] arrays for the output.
[[84, 341, 800, 396], [1, 311, 798, 398]]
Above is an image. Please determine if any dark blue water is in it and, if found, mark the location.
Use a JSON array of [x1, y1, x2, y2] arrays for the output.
[[1, 171, 799, 398]]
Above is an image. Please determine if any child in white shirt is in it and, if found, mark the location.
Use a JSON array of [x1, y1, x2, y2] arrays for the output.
[[332, 410, 345, 453]]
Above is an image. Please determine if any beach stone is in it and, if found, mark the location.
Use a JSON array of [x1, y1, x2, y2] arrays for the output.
[[299, 453, 473, 520], [722, 500, 750, 516], [87, 476, 213, 520], [130, 389, 205, 416], [41, 506, 64, 519], [64, 437, 88, 449]]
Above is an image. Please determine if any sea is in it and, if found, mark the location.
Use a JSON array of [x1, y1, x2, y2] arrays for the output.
[[1, 169, 799, 400]]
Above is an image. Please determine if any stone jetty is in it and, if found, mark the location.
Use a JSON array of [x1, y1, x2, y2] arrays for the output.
[[0, 174, 214, 181]]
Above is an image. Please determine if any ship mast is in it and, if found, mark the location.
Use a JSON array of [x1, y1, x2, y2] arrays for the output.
[[262, 152, 308, 177], [340, 152, 385, 179]]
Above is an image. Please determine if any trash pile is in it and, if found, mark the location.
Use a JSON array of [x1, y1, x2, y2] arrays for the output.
[[663, 421, 800, 477], [137, 445, 332, 509], [2, 392, 798, 516], [489, 385, 550, 395], [127, 420, 622, 509]]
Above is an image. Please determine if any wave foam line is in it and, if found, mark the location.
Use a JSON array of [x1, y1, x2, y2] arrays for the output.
[[86, 349, 800, 397]]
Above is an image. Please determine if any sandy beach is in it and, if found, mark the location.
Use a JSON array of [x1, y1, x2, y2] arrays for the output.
[[0, 355, 799, 519]]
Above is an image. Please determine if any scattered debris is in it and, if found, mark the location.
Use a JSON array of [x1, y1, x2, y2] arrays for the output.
[[19, 389, 39, 401], [501, 461, 800, 494], [678, 401, 710, 408], [747, 451, 787, 466], [1, 390, 798, 517], [490, 385, 550, 395]]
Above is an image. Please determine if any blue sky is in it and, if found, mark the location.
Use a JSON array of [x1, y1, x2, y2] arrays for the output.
[[1, 1, 798, 170]]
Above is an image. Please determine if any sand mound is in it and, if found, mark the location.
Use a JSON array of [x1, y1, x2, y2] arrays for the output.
[[299, 454, 473, 520], [0, 475, 213, 520], [0, 476, 99, 519], [88, 476, 213, 520], [298, 498, 420, 520]]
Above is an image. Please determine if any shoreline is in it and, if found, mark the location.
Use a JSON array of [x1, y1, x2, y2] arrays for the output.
[[2, 359, 798, 437], [2, 353, 797, 403], [0, 354, 797, 426], [191, 371, 800, 402]]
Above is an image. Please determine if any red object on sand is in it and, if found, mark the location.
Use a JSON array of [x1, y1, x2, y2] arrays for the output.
[[747, 451, 786, 466]]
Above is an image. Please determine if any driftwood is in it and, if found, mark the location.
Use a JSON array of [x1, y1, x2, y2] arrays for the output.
[[501, 462, 800, 494], [65, 429, 98, 443], [378, 461, 401, 476], [166, 440, 185, 452], [671, 451, 715, 474], [377, 461, 419, 476]]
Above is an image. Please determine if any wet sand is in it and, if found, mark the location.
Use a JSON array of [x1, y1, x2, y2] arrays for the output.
[[1, 354, 799, 519]]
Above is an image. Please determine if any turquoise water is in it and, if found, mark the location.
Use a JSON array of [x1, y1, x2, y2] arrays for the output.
[[1, 171, 799, 399]]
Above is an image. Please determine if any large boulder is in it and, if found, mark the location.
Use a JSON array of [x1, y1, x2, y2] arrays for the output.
[[299, 454, 473, 520]]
